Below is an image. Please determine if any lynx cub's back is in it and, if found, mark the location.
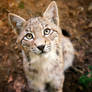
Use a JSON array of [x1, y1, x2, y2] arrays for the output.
[[8, 1, 74, 92]]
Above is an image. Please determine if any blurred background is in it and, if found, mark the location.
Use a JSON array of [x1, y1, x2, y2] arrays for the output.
[[0, 0, 92, 92]]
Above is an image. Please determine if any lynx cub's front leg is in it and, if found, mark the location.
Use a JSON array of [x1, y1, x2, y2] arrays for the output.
[[8, 1, 74, 92]]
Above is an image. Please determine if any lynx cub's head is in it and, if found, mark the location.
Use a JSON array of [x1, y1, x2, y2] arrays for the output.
[[8, 1, 62, 55]]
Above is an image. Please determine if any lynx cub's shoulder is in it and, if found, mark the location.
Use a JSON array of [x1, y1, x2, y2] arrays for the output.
[[8, 1, 74, 92]]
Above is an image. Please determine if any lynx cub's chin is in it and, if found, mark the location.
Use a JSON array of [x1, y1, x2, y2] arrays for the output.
[[8, 1, 74, 92]]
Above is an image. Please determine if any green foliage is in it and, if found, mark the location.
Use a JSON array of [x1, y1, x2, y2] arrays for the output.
[[19, 1, 24, 9], [79, 66, 92, 87], [88, 65, 92, 71], [79, 75, 92, 87]]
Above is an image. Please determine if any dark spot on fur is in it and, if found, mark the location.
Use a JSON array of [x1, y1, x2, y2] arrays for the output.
[[45, 83, 51, 91], [26, 54, 31, 62], [63, 51, 67, 55], [29, 68, 38, 73], [29, 63, 31, 66], [54, 64, 58, 68], [56, 50, 59, 55], [21, 88, 30, 92], [45, 82, 57, 92], [25, 51, 31, 62]]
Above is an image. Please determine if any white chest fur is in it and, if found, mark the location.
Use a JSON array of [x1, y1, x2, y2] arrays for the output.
[[22, 49, 64, 87]]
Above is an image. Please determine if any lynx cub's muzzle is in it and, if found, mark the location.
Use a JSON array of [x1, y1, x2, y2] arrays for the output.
[[37, 45, 45, 52]]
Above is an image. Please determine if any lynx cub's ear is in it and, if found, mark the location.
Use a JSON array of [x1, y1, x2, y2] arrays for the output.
[[8, 13, 26, 35], [43, 1, 59, 26]]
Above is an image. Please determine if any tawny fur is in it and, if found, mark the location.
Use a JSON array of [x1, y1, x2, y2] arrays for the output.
[[8, 1, 74, 92]]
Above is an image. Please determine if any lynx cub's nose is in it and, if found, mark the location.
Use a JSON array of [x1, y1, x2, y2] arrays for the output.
[[37, 45, 45, 51]]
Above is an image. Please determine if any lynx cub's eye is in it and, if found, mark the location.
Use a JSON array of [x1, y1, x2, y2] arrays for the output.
[[25, 33, 33, 40], [44, 28, 51, 35]]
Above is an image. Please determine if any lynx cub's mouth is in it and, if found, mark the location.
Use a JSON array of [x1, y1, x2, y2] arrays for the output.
[[30, 44, 51, 55], [30, 43, 57, 56]]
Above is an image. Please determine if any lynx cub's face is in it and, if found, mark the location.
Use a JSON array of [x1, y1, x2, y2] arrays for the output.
[[19, 17, 60, 54], [8, 1, 62, 55]]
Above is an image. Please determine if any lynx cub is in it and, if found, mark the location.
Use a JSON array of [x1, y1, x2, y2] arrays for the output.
[[8, 1, 74, 92]]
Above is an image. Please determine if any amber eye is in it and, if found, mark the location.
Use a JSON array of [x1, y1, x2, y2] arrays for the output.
[[25, 33, 33, 40], [44, 28, 51, 35]]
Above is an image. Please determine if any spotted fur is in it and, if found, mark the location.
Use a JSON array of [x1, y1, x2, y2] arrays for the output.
[[8, 1, 74, 92]]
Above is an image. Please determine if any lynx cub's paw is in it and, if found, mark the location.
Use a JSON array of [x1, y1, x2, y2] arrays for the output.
[[8, 1, 74, 92]]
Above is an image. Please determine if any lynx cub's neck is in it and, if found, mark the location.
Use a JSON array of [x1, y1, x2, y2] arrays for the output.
[[8, 1, 74, 92]]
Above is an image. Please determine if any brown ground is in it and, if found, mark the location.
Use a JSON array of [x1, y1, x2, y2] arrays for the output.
[[0, 0, 92, 92]]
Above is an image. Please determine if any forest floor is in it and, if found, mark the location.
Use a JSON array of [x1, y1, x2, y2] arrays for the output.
[[0, 0, 92, 92]]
